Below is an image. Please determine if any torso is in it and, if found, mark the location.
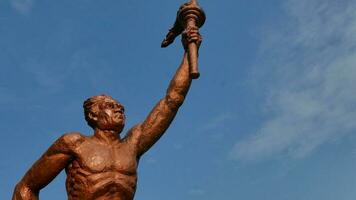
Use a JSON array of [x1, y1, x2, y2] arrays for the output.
[[65, 136, 138, 200]]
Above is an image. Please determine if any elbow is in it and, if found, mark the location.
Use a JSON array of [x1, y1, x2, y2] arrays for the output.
[[166, 92, 185, 110], [13, 182, 38, 200]]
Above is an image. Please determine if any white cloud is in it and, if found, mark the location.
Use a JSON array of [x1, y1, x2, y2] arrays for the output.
[[11, 0, 35, 15], [230, 0, 356, 161]]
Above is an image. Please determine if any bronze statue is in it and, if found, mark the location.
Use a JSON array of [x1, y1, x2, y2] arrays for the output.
[[12, 1, 205, 200]]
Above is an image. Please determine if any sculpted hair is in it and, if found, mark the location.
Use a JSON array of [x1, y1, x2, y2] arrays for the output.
[[83, 94, 115, 129]]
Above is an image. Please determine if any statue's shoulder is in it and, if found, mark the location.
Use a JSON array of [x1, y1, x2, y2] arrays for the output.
[[124, 124, 142, 144], [59, 132, 87, 148]]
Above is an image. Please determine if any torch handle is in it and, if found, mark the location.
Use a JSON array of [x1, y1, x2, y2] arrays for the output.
[[186, 19, 200, 79]]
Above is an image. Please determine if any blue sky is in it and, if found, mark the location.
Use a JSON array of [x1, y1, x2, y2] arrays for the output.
[[1, 0, 356, 199]]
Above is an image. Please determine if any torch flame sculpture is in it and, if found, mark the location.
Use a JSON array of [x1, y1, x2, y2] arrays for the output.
[[161, 0, 206, 79]]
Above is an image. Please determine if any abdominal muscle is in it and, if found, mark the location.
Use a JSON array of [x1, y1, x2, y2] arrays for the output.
[[65, 160, 137, 200]]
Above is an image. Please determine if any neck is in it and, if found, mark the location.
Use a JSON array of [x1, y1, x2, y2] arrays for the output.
[[94, 128, 121, 144]]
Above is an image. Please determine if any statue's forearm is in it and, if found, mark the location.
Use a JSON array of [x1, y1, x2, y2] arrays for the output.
[[165, 52, 191, 109], [12, 182, 39, 200], [129, 52, 192, 155]]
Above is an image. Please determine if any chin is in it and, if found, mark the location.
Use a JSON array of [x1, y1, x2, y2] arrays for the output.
[[115, 126, 124, 133], [103, 118, 125, 131], [113, 124, 125, 133], [99, 122, 124, 133]]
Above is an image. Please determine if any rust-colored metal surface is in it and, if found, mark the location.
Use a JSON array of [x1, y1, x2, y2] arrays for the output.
[[161, 0, 206, 79], [12, 1, 204, 200]]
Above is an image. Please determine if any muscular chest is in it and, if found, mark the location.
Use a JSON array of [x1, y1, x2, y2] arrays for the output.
[[75, 141, 137, 174]]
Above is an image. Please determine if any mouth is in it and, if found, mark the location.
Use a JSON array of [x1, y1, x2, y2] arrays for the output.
[[115, 115, 125, 122]]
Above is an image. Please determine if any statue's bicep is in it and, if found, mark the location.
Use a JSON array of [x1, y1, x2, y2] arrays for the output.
[[21, 133, 82, 190], [22, 151, 72, 191]]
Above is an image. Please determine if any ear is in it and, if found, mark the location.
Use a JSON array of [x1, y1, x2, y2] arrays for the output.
[[88, 112, 98, 122]]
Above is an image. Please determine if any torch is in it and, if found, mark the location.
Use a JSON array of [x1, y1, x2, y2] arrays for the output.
[[161, 0, 206, 79]]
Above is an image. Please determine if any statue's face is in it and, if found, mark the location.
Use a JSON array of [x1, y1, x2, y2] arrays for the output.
[[94, 99, 126, 133]]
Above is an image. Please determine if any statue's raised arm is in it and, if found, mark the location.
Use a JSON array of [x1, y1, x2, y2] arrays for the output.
[[125, 29, 202, 157]]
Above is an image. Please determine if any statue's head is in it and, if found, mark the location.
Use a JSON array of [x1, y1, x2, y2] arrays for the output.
[[83, 95, 125, 133]]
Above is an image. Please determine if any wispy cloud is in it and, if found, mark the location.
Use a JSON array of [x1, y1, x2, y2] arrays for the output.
[[197, 113, 234, 133], [11, 0, 35, 15], [20, 48, 90, 93], [230, 0, 356, 162], [188, 188, 206, 196]]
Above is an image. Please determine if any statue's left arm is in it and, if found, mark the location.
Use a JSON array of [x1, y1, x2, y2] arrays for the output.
[[126, 29, 201, 156], [12, 133, 83, 200]]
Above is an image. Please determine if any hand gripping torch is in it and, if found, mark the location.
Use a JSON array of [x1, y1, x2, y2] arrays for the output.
[[161, 0, 206, 79]]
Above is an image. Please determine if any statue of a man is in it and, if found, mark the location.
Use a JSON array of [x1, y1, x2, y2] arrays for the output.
[[12, 28, 202, 200]]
